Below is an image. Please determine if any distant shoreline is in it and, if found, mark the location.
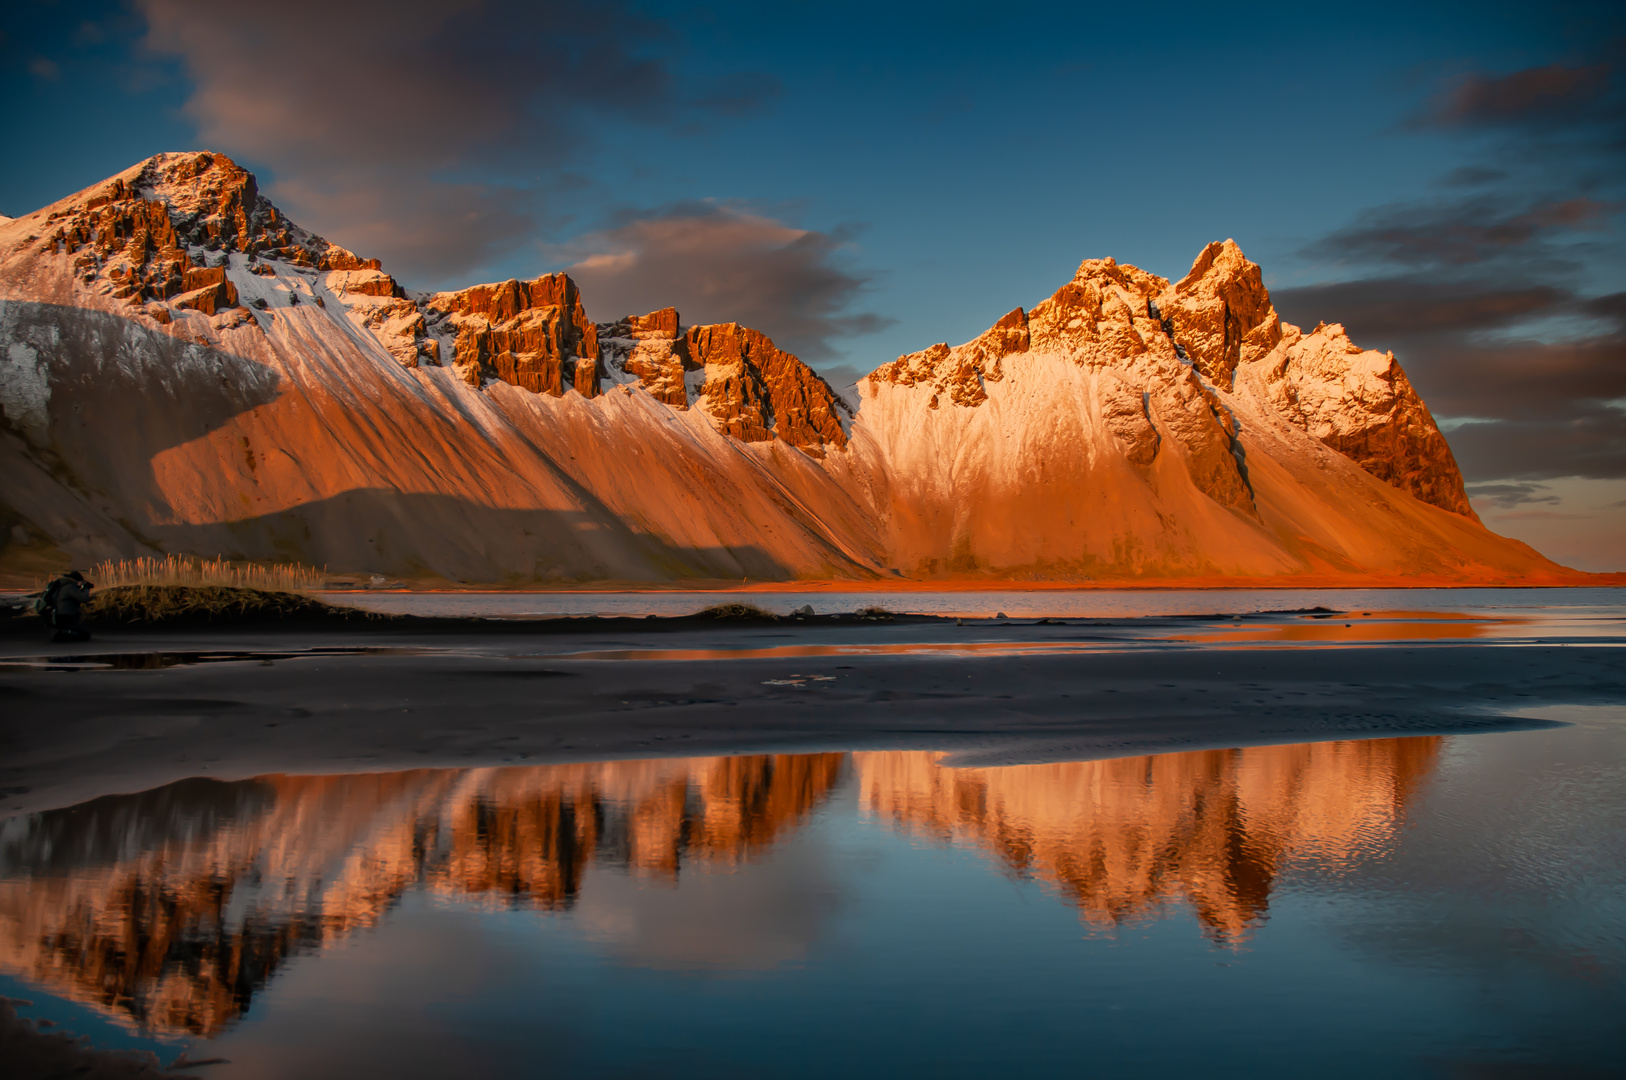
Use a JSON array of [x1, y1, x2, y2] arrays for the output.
[[308, 577, 1624, 595], [4, 578, 1623, 601]]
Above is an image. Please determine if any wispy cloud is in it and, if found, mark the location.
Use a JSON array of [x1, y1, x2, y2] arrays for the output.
[[1416, 62, 1614, 129], [1300, 193, 1614, 272], [1274, 278, 1570, 339], [1489, 509, 1593, 521], [1465, 481, 1562, 509]]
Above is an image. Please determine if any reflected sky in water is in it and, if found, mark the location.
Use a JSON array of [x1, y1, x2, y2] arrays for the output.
[[323, 585, 1626, 622], [2, 711, 1622, 1078]]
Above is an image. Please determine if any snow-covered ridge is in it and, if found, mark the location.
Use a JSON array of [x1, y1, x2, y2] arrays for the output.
[[868, 240, 1472, 520]]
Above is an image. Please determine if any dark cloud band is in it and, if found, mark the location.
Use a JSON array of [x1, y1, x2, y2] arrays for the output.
[[1420, 62, 1613, 129], [134, 0, 779, 284]]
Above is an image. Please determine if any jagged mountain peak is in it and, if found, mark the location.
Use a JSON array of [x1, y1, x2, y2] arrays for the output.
[[127, 151, 260, 223], [1179, 237, 1253, 282], [1163, 238, 1282, 387], [867, 240, 1473, 521], [1069, 254, 1169, 297], [4, 151, 378, 311]]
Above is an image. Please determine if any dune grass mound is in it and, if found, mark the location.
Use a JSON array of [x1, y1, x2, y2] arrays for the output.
[[84, 585, 373, 626], [695, 602, 781, 621]]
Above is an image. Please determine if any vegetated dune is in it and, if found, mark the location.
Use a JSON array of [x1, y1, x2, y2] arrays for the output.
[[0, 152, 1588, 585]]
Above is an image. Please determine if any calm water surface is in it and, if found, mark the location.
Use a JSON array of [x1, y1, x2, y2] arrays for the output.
[[324, 585, 1625, 622], [2, 708, 1622, 1078]]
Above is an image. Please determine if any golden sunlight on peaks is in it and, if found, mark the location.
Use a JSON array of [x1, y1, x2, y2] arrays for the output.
[[853, 738, 1441, 942]]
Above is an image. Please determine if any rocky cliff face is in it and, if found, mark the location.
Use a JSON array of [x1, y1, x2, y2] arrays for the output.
[[870, 242, 1469, 522], [426, 274, 601, 393], [601, 307, 689, 406], [17, 152, 374, 316], [0, 151, 1573, 583], [1263, 319, 1475, 517], [685, 322, 850, 456], [596, 310, 851, 456]]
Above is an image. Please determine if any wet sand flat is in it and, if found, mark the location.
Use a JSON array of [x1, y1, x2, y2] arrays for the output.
[[2, 618, 1620, 818]]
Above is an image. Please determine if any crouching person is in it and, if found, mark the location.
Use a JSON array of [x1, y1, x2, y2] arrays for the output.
[[45, 570, 94, 642]]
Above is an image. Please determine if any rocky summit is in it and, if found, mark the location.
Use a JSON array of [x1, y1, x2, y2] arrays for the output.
[[0, 152, 1581, 584]]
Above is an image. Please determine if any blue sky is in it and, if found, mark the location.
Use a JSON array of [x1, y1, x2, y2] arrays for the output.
[[3, 0, 1623, 566]]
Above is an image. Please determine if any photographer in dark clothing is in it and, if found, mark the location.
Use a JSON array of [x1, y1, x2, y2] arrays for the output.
[[43, 570, 93, 642]]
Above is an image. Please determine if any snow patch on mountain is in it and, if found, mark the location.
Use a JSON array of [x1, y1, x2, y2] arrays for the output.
[[0, 333, 51, 443]]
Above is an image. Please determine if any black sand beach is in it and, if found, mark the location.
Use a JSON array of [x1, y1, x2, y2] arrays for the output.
[[3, 612, 1619, 818], [3, 603, 1624, 1080]]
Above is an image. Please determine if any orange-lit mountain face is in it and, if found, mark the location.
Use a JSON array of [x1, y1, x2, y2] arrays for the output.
[[0, 153, 1576, 583]]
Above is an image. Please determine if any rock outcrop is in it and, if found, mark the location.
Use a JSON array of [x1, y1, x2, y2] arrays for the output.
[[325, 267, 426, 368], [425, 274, 600, 394], [1263, 320, 1475, 518], [599, 307, 691, 407], [595, 312, 851, 456], [687, 323, 849, 456]]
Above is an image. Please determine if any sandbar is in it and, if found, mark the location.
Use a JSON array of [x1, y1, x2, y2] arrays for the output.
[[2, 613, 1619, 817]]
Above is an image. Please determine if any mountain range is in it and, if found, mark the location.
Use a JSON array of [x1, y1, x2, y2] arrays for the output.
[[0, 152, 1586, 585]]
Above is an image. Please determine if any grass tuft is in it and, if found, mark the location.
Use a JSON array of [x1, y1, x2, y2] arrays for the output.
[[59, 555, 324, 594]]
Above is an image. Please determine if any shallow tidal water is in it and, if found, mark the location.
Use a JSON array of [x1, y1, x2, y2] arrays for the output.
[[2, 708, 1622, 1078], [321, 585, 1626, 623]]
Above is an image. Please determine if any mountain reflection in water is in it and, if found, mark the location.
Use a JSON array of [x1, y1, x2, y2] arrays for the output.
[[858, 738, 1439, 942], [0, 739, 1438, 1038]]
